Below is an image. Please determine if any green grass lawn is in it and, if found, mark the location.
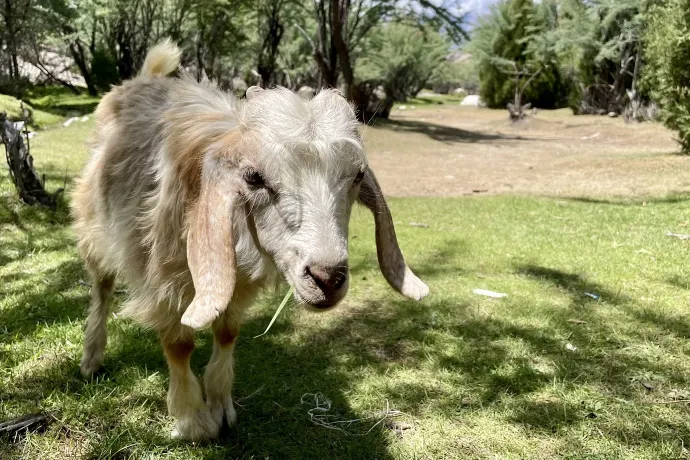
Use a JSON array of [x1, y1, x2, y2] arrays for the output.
[[402, 92, 466, 107], [2, 121, 690, 459], [0, 87, 100, 129]]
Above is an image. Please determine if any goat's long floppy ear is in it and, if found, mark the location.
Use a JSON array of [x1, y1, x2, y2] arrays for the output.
[[358, 167, 429, 301], [181, 165, 239, 329]]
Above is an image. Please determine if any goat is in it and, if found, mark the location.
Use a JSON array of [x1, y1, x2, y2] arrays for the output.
[[71, 39, 429, 441]]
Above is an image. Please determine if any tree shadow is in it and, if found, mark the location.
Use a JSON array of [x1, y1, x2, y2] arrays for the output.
[[348, 237, 470, 280], [666, 274, 690, 291], [558, 194, 690, 206], [3, 193, 690, 456], [515, 264, 628, 307], [4, 262, 690, 457], [3, 296, 397, 459], [373, 118, 530, 144], [0, 258, 89, 338]]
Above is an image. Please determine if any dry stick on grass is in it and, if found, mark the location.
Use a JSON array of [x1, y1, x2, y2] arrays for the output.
[[0, 413, 52, 439], [2, 108, 63, 209]]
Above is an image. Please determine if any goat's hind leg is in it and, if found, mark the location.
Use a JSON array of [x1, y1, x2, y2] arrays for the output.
[[80, 271, 115, 377]]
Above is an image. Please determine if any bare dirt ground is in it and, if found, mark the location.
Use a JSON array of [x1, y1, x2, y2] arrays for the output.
[[363, 106, 690, 198]]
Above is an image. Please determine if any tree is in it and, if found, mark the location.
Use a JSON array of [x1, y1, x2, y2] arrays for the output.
[[644, 0, 690, 152], [356, 23, 450, 118], [308, 0, 465, 121], [553, 0, 648, 115], [428, 55, 480, 95], [470, 0, 567, 110]]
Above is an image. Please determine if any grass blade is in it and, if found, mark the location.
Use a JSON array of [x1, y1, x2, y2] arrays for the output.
[[253, 287, 294, 338]]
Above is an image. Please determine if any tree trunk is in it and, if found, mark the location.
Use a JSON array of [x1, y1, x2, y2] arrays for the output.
[[330, 0, 369, 119], [313, 0, 338, 88], [69, 40, 98, 97], [2, 111, 63, 208], [257, 5, 285, 88]]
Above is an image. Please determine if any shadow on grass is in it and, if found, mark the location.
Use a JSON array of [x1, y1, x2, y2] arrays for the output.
[[373, 118, 529, 144], [349, 237, 471, 279], [4, 258, 690, 456], [559, 193, 690, 206], [516, 264, 628, 307], [3, 198, 690, 457], [0, 194, 72, 270]]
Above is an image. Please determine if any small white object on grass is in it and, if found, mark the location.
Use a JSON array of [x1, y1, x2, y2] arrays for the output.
[[301, 392, 403, 436], [62, 117, 78, 127], [565, 343, 578, 352], [253, 287, 294, 338], [666, 231, 690, 240], [473, 289, 507, 298]]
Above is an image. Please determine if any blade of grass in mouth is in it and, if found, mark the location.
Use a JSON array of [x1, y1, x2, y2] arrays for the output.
[[253, 287, 295, 338]]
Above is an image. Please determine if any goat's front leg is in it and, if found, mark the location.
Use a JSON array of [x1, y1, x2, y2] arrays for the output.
[[161, 331, 220, 441], [204, 321, 239, 428]]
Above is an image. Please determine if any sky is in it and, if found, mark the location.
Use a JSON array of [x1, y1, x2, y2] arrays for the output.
[[462, 0, 500, 24]]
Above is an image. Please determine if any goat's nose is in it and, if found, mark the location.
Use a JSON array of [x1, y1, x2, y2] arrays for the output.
[[305, 264, 348, 292]]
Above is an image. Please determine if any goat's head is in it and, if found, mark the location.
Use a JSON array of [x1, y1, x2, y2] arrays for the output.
[[181, 86, 429, 329]]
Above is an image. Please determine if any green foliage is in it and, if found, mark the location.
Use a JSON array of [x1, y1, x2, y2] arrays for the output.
[[0, 95, 39, 127], [428, 57, 480, 94], [90, 47, 120, 92], [470, 0, 567, 109], [356, 23, 450, 104], [553, 0, 648, 114], [644, 0, 690, 152]]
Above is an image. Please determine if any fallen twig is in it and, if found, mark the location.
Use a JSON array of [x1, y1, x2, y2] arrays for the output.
[[0, 413, 52, 436]]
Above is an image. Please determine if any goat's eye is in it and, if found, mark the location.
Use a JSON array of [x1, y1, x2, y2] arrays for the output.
[[353, 170, 365, 185], [243, 169, 265, 187]]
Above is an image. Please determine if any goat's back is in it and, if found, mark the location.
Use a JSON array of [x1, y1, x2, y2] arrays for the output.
[[73, 78, 171, 274]]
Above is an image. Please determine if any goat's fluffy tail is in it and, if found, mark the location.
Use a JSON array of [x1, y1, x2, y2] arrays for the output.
[[140, 39, 181, 78]]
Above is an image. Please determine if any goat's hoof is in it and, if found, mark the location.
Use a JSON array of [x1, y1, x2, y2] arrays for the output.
[[401, 274, 430, 301], [208, 396, 237, 427], [79, 353, 103, 377], [171, 408, 220, 441]]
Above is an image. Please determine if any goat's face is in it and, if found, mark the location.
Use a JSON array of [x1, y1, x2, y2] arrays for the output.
[[238, 88, 365, 309], [181, 86, 429, 330]]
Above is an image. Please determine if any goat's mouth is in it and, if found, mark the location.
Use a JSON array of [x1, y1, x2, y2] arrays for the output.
[[292, 285, 347, 311]]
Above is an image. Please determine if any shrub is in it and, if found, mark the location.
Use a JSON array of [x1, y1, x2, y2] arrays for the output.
[[644, 0, 690, 152]]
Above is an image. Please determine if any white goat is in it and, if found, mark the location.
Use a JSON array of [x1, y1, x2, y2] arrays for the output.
[[71, 39, 429, 441]]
